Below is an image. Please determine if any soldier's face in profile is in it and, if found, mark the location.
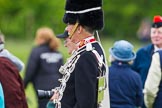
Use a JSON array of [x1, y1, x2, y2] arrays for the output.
[[64, 24, 81, 54], [65, 24, 80, 43], [65, 24, 75, 37]]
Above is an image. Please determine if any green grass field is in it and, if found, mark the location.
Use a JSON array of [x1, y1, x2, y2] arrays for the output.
[[5, 37, 145, 108]]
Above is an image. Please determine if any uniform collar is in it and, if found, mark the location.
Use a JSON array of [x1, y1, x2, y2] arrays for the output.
[[77, 36, 96, 49]]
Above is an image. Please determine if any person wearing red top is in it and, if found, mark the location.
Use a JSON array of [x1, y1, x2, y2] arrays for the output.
[[0, 57, 28, 108]]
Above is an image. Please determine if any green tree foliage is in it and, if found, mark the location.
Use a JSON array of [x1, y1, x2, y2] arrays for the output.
[[0, 0, 65, 38], [103, 0, 162, 38], [0, 0, 162, 39]]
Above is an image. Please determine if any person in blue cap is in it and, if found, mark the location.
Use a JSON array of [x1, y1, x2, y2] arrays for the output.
[[109, 40, 143, 108], [0, 83, 4, 108]]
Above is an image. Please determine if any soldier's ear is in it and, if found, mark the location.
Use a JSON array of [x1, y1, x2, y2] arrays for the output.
[[77, 25, 83, 34]]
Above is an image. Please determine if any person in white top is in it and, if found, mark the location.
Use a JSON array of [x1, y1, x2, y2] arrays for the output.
[[144, 52, 162, 108], [144, 15, 162, 108]]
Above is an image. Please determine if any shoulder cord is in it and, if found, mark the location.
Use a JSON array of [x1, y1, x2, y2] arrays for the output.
[[87, 41, 107, 107], [95, 31, 108, 89], [52, 48, 86, 108], [96, 31, 109, 108], [92, 50, 106, 76], [92, 49, 107, 105], [96, 31, 108, 78]]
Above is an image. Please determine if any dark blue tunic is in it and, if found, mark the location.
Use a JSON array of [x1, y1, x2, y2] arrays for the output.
[[61, 42, 106, 108]]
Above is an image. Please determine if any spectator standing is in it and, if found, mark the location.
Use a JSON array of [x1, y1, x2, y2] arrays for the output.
[[24, 27, 63, 108], [132, 15, 162, 87], [144, 24, 162, 107], [109, 40, 143, 108], [0, 31, 27, 108], [132, 15, 162, 108]]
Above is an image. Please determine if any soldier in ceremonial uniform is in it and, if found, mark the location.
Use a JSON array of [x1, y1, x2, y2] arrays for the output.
[[50, 0, 110, 108]]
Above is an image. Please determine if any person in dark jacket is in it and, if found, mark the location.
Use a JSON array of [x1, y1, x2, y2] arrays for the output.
[[109, 40, 143, 108], [24, 27, 63, 108], [132, 15, 162, 108], [132, 15, 162, 88], [0, 57, 28, 108], [49, 0, 110, 108], [143, 16, 162, 108]]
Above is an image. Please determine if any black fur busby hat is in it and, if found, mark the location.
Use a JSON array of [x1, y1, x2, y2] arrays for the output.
[[63, 0, 104, 30]]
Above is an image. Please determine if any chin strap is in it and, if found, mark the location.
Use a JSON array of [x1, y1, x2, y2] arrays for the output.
[[68, 22, 79, 39]]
